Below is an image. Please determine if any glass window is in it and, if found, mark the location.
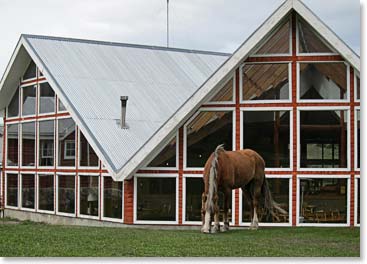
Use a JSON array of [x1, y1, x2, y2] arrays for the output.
[[298, 19, 335, 54], [356, 110, 360, 169], [209, 78, 233, 102], [7, 89, 19, 118], [7, 124, 19, 166], [23, 61, 37, 80], [243, 111, 290, 168], [6, 174, 18, 207], [39, 120, 54, 167], [58, 118, 76, 167], [137, 177, 176, 221], [21, 174, 35, 209], [242, 63, 289, 101], [300, 63, 347, 100], [79, 175, 99, 217], [299, 178, 347, 224], [57, 175, 75, 214], [242, 178, 289, 223], [80, 132, 99, 167], [38, 174, 54, 211], [147, 136, 176, 168], [186, 111, 233, 168], [185, 177, 232, 222], [58, 99, 67, 112], [22, 85, 36, 116], [356, 178, 360, 225], [356, 75, 360, 100], [22, 122, 36, 166], [39, 82, 55, 114], [254, 19, 290, 55], [300, 110, 348, 168], [103, 177, 123, 219]]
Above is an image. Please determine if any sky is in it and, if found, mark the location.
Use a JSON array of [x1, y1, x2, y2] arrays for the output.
[[0, 0, 361, 82]]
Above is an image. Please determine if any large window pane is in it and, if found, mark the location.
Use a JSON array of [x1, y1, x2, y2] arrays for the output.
[[357, 178, 360, 225], [209, 78, 233, 102], [254, 19, 290, 55], [243, 111, 290, 168], [298, 19, 335, 54], [8, 89, 19, 118], [137, 177, 176, 221], [299, 178, 347, 224], [22, 122, 35, 166], [185, 177, 232, 222], [58, 118, 76, 167], [7, 124, 18, 166], [79, 175, 99, 217], [39, 82, 55, 114], [242, 178, 289, 223], [57, 175, 75, 214], [300, 110, 348, 168], [80, 132, 99, 167], [21, 174, 35, 209], [356, 76, 360, 100], [39, 120, 54, 167], [38, 174, 54, 211], [147, 136, 176, 168], [356, 110, 360, 169], [58, 99, 67, 112], [186, 111, 232, 167], [22, 85, 36, 116], [23, 61, 37, 80], [300, 63, 347, 100], [103, 177, 123, 219], [6, 174, 18, 207], [242, 64, 289, 101]]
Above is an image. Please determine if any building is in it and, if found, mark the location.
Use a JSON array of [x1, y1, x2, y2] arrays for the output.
[[0, 0, 360, 227]]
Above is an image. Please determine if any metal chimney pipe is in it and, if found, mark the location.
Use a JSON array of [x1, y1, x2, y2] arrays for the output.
[[120, 96, 128, 129]]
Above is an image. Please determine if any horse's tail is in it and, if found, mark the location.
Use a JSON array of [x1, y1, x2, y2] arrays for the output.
[[206, 144, 225, 212], [262, 177, 288, 220]]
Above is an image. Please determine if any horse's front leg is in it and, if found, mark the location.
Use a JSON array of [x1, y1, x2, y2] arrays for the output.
[[212, 194, 220, 233], [222, 190, 230, 231]]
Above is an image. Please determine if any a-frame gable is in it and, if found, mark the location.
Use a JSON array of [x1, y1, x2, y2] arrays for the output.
[[116, 0, 360, 181]]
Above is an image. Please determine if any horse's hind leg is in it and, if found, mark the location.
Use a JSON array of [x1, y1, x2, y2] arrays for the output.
[[249, 181, 262, 230], [222, 189, 231, 231], [212, 194, 220, 233]]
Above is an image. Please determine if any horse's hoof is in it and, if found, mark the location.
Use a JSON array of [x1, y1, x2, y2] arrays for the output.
[[212, 225, 220, 233], [248, 226, 258, 230], [222, 224, 229, 232], [201, 227, 211, 234]]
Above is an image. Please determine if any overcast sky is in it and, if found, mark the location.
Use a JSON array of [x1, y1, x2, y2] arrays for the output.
[[0, 0, 361, 78]]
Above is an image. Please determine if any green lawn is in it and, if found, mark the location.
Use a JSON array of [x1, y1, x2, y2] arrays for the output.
[[0, 220, 360, 257]]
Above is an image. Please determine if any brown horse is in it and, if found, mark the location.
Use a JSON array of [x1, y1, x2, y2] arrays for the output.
[[201, 144, 287, 233]]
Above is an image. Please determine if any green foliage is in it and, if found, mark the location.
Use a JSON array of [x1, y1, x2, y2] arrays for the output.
[[0, 222, 359, 257]]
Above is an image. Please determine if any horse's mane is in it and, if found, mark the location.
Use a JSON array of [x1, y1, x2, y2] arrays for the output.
[[206, 144, 225, 212]]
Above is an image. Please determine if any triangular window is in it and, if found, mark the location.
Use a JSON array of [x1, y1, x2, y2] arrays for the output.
[[209, 77, 234, 102], [23, 61, 37, 80], [298, 18, 336, 54], [147, 135, 177, 168], [253, 19, 291, 55]]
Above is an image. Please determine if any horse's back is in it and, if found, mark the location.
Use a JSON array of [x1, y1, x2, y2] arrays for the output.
[[239, 149, 265, 167]]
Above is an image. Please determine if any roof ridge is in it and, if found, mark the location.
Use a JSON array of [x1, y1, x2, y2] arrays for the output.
[[22, 34, 231, 57]]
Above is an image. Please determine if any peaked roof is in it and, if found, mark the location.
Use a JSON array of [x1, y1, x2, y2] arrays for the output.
[[0, 0, 360, 181]]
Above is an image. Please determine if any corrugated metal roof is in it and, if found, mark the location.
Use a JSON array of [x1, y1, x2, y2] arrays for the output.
[[23, 35, 229, 172]]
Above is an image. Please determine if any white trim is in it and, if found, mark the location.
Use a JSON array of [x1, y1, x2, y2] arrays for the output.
[[182, 174, 235, 226], [77, 173, 100, 220], [297, 61, 350, 103], [240, 62, 292, 104], [239, 175, 292, 227], [56, 173, 76, 217], [297, 106, 351, 171], [19, 120, 36, 169], [183, 108, 235, 171], [56, 116, 76, 169], [63, 140, 76, 160], [142, 132, 179, 170], [101, 175, 124, 223], [36, 172, 55, 214], [241, 107, 293, 171], [296, 174, 350, 227], [20, 172, 36, 212], [354, 176, 360, 227], [4, 172, 19, 209], [204, 72, 236, 105], [133, 174, 179, 225], [354, 107, 360, 171]]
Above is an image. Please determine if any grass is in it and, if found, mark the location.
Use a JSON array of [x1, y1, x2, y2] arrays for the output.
[[0, 220, 360, 257]]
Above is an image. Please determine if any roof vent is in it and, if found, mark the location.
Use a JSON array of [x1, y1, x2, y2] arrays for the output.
[[120, 96, 129, 129]]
